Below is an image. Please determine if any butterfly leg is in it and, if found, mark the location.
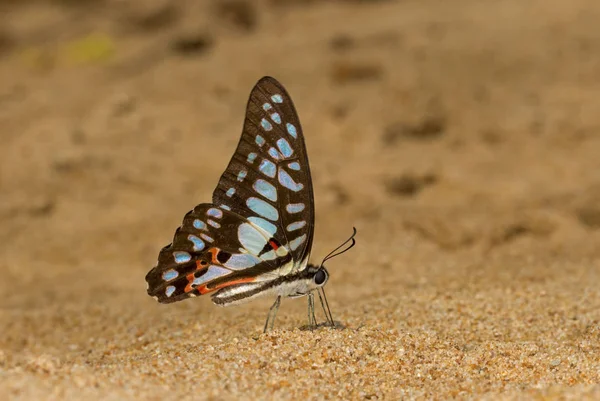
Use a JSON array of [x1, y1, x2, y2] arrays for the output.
[[307, 292, 318, 329], [263, 296, 281, 333], [317, 287, 335, 327]]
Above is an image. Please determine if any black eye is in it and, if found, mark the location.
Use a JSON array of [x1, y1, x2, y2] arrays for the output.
[[314, 269, 327, 285]]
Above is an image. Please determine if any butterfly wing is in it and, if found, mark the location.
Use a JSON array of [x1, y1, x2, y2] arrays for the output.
[[146, 204, 290, 303], [212, 77, 315, 273], [146, 76, 315, 304]]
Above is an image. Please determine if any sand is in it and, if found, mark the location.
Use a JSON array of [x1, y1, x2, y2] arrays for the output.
[[1, 0, 600, 399]]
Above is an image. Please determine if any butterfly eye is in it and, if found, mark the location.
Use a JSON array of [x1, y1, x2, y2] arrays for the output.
[[314, 269, 327, 285]]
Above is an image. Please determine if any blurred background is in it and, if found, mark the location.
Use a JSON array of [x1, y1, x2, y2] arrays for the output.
[[1, 0, 600, 398]]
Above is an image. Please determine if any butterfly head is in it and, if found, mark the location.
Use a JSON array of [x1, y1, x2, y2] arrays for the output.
[[299, 227, 357, 294], [305, 263, 329, 289]]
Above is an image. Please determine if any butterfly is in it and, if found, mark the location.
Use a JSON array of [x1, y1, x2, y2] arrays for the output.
[[145, 76, 356, 332]]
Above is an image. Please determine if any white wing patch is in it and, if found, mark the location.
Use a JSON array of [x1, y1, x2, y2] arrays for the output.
[[238, 223, 268, 255]]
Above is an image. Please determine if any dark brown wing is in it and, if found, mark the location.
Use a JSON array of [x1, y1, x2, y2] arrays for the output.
[[211, 77, 314, 271], [146, 204, 289, 303]]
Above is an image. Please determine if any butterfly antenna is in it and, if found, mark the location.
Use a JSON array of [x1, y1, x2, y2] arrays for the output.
[[321, 227, 357, 265], [316, 227, 357, 327]]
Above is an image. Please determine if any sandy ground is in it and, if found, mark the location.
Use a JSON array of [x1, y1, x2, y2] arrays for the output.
[[1, 0, 600, 399]]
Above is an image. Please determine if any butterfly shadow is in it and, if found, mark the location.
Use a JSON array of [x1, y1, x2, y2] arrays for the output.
[[298, 320, 347, 331]]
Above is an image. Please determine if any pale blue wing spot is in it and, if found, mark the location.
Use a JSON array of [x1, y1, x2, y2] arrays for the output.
[[200, 233, 214, 243], [247, 153, 257, 163], [193, 219, 207, 230], [286, 203, 305, 213], [248, 216, 278, 237], [286, 123, 297, 138], [173, 251, 191, 264], [289, 234, 307, 251], [188, 235, 205, 251], [276, 138, 293, 158], [207, 219, 221, 229], [253, 179, 278, 202], [278, 168, 304, 192], [207, 208, 223, 219], [220, 205, 231, 211], [270, 112, 281, 124], [286, 221, 307, 232], [255, 135, 265, 146], [246, 197, 279, 221], [271, 94, 283, 103], [166, 285, 176, 297], [263, 102, 272, 111], [268, 147, 281, 160], [193, 265, 232, 286], [259, 249, 277, 261], [226, 188, 236, 197], [223, 253, 262, 269], [288, 162, 300, 171], [261, 118, 273, 131], [162, 269, 178, 281], [259, 159, 276, 178], [238, 223, 269, 255], [237, 170, 247, 182]]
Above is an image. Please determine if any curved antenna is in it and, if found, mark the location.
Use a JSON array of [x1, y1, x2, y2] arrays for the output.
[[321, 227, 357, 266], [313, 227, 357, 328]]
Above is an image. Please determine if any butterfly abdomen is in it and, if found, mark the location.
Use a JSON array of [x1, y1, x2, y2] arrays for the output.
[[211, 266, 324, 306]]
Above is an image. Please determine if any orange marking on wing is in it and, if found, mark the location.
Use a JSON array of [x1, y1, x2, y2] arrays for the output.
[[213, 277, 256, 290], [208, 248, 220, 264], [269, 240, 279, 250], [185, 273, 195, 293], [186, 267, 209, 293], [197, 277, 256, 295], [197, 285, 211, 295]]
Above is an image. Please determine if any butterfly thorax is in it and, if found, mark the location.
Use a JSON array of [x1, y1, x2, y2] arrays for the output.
[[211, 264, 329, 307]]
